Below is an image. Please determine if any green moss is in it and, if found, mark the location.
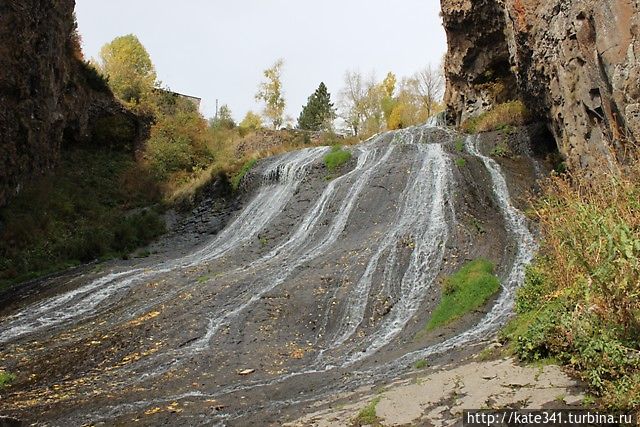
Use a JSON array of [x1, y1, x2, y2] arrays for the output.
[[231, 159, 258, 191], [324, 145, 352, 172], [426, 259, 500, 331], [0, 371, 16, 388], [455, 158, 467, 168], [414, 359, 429, 369]]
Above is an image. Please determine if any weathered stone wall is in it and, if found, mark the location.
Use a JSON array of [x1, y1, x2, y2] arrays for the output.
[[0, 0, 141, 207], [441, 0, 640, 169]]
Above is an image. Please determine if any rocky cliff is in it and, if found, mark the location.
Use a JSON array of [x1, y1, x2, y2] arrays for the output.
[[0, 0, 142, 207], [441, 0, 639, 169]]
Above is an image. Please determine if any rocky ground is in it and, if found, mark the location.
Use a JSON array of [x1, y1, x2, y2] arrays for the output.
[[285, 348, 585, 427]]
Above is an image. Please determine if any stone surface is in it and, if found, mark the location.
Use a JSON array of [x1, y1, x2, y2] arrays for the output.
[[284, 356, 585, 427], [441, 0, 640, 169], [0, 0, 143, 207]]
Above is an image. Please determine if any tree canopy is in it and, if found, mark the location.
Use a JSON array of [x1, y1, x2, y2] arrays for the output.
[[255, 59, 286, 129], [297, 82, 336, 131], [99, 34, 157, 106]]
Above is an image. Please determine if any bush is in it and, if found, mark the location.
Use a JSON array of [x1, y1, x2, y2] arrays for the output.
[[145, 111, 214, 180], [505, 160, 640, 412], [462, 101, 531, 133]]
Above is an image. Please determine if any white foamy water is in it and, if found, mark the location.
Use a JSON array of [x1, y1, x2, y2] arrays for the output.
[[0, 147, 327, 344]]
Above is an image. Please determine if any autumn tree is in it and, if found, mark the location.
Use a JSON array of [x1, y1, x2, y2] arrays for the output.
[[255, 59, 286, 129], [413, 64, 444, 118], [240, 111, 263, 130], [297, 82, 336, 131], [338, 71, 384, 137], [99, 34, 157, 106], [380, 72, 398, 126], [210, 104, 236, 129]]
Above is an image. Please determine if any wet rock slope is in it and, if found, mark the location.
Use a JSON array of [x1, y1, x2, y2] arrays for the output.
[[0, 124, 545, 426]]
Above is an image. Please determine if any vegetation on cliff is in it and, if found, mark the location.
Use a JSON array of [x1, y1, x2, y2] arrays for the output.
[[426, 259, 500, 331], [504, 162, 640, 412]]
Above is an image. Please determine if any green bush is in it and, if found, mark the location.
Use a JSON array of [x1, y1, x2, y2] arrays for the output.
[[145, 111, 214, 180]]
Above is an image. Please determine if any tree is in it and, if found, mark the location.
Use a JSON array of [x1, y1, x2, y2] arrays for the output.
[[381, 72, 398, 127], [99, 34, 157, 106], [210, 104, 236, 129], [239, 111, 263, 130], [339, 71, 366, 136], [255, 59, 286, 129], [297, 82, 336, 131], [338, 71, 382, 137], [413, 64, 444, 118]]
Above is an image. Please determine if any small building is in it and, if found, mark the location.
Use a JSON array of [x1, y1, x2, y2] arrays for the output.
[[157, 89, 202, 111]]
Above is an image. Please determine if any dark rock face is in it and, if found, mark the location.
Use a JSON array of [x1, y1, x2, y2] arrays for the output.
[[0, 0, 142, 207], [441, 0, 640, 169]]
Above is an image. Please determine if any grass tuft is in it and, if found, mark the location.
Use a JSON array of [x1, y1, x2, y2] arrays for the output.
[[426, 259, 500, 331], [352, 397, 381, 426], [324, 145, 352, 172], [462, 101, 531, 134], [0, 370, 16, 388], [231, 159, 258, 191]]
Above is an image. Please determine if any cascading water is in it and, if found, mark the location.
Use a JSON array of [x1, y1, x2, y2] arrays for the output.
[[0, 147, 327, 344], [0, 123, 540, 426]]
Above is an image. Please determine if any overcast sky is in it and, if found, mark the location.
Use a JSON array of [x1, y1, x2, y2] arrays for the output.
[[75, 1, 447, 121]]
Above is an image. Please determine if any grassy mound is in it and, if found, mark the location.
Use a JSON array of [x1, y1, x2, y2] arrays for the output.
[[426, 259, 501, 331], [324, 145, 352, 172]]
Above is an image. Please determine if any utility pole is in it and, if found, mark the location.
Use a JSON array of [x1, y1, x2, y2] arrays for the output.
[[215, 99, 219, 120]]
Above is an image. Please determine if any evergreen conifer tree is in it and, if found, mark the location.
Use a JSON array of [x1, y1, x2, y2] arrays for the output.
[[297, 82, 336, 131]]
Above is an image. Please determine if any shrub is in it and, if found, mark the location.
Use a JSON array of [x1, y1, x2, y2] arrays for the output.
[[462, 101, 531, 133], [145, 111, 214, 180], [505, 159, 640, 412]]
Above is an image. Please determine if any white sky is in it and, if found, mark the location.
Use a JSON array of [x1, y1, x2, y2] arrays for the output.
[[75, 0, 447, 121]]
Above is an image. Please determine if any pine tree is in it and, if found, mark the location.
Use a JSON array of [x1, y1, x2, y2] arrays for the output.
[[297, 82, 336, 131]]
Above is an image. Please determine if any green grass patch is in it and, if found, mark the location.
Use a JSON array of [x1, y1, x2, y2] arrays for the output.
[[352, 397, 381, 426], [454, 138, 465, 152], [414, 359, 429, 369], [231, 158, 258, 191], [0, 371, 16, 388], [0, 148, 165, 291], [324, 145, 352, 172], [426, 259, 500, 331], [455, 158, 467, 168]]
